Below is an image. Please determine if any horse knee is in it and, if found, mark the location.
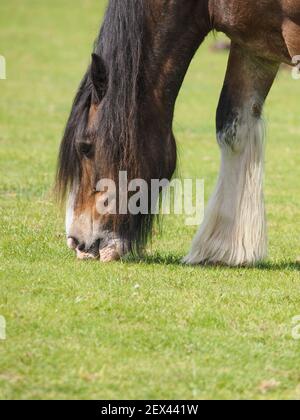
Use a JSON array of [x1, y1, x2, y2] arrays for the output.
[[216, 90, 263, 152]]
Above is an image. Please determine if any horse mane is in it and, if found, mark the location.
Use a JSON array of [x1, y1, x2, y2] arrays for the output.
[[98, 1, 154, 252], [96, 0, 146, 178], [56, 72, 92, 199], [56, 0, 146, 195], [56, 0, 153, 251]]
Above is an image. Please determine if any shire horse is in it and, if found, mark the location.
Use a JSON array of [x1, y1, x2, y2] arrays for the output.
[[57, 0, 300, 265]]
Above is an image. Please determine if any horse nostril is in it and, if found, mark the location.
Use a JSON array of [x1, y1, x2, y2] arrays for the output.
[[86, 239, 101, 256], [77, 243, 86, 252], [94, 239, 101, 249], [67, 237, 79, 250]]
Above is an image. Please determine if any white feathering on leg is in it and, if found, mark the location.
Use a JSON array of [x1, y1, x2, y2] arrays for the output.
[[184, 115, 267, 266]]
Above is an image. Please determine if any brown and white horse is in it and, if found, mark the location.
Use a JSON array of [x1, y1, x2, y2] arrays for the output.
[[57, 0, 300, 265]]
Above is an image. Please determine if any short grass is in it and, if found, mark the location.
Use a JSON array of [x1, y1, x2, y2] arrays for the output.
[[1, 0, 300, 400]]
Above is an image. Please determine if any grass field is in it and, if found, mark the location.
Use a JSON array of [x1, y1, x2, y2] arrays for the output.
[[1, 0, 300, 400]]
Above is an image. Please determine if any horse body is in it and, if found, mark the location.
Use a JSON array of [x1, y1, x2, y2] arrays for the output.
[[57, 0, 300, 265], [213, 0, 298, 63]]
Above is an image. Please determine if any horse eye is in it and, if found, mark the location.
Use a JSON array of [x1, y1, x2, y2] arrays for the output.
[[78, 142, 93, 158]]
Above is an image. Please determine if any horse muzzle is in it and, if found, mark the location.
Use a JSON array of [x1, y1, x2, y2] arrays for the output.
[[67, 233, 129, 262]]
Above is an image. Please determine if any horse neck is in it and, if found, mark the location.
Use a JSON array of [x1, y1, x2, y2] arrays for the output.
[[143, 1, 211, 122]]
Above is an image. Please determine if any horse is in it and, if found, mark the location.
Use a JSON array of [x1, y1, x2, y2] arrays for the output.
[[56, 0, 300, 265]]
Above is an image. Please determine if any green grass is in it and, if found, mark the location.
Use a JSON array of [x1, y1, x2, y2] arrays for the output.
[[1, 0, 300, 400]]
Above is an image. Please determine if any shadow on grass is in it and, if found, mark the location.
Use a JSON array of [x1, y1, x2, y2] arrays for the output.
[[255, 261, 300, 271], [125, 253, 300, 271], [127, 254, 184, 266]]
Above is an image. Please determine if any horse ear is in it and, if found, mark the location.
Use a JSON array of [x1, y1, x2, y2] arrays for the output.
[[91, 53, 108, 102]]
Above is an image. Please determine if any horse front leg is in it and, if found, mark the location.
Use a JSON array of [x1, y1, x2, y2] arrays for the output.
[[185, 44, 279, 267]]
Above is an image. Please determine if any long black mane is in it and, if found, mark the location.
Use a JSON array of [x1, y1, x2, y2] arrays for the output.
[[57, 0, 146, 196], [96, 0, 145, 176], [57, 0, 153, 250]]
